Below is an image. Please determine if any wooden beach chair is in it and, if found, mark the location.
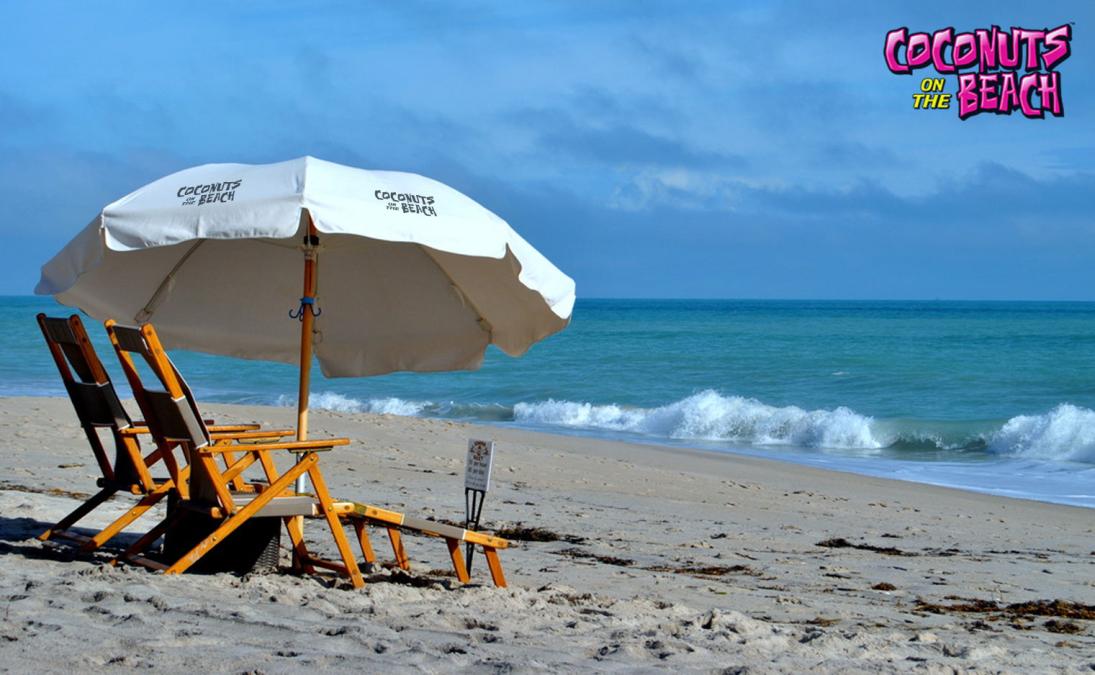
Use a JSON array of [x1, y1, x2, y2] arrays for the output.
[[35, 314, 272, 553], [105, 321, 368, 587], [105, 321, 510, 587]]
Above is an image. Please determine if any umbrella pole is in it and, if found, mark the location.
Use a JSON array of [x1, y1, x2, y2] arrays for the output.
[[289, 218, 318, 568], [295, 218, 319, 493]]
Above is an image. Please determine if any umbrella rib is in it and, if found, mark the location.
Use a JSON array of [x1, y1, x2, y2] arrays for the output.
[[419, 246, 494, 336], [134, 240, 206, 323]]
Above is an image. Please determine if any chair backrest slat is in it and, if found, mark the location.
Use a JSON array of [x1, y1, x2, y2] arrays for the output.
[[38, 315, 125, 421], [107, 323, 211, 449], [64, 380, 131, 429], [39, 318, 100, 384], [40, 315, 78, 344], [143, 390, 209, 445], [107, 321, 223, 506], [111, 324, 154, 358], [37, 313, 143, 486]]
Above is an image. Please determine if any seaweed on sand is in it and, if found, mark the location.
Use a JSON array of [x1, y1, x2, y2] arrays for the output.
[[556, 547, 634, 566], [647, 563, 761, 577], [916, 597, 1095, 624], [494, 524, 587, 545], [816, 537, 916, 556]]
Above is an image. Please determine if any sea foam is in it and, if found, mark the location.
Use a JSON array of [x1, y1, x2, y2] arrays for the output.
[[513, 390, 882, 449], [988, 403, 1095, 462], [279, 390, 1095, 464], [281, 391, 429, 416]]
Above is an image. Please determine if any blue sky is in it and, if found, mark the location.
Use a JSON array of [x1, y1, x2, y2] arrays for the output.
[[1, 1, 1092, 299]]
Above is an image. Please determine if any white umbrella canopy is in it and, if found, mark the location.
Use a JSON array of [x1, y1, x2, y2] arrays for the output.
[[39, 155, 573, 495], [37, 156, 575, 379]]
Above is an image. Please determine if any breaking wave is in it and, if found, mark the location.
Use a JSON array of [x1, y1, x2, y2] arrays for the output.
[[278, 391, 429, 417], [280, 390, 1095, 463], [987, 403, 1095, 463], [513, 390, 880, 449]]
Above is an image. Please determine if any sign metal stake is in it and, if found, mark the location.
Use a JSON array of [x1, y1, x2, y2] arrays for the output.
[[463, 439, 495, 576]]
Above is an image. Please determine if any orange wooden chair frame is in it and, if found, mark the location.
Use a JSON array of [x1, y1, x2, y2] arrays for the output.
[[102, 320, 510, 588], [105, 321, 366, 587], [35, 313, 269, 553]]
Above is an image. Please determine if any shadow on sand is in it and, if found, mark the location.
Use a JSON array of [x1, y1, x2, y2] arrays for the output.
[[0, 514, 147, 564]]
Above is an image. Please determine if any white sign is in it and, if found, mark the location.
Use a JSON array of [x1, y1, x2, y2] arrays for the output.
[[464, 439, 495, 492]]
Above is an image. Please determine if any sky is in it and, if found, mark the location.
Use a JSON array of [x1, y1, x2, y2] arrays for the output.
[[1, 1, 1092, 300]]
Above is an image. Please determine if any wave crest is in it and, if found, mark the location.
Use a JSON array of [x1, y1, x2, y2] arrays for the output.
[[276, 390, 1095, 463], [514, 390, 881, 449], [988, 404, 1095, 462], [280, 391, 428, 416]]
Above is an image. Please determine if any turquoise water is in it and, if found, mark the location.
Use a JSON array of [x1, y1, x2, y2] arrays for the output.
[[8, 296, 1095, 507]]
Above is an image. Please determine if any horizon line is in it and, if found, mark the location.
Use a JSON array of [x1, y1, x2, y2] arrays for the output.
[[9, 294, 1095, 304]]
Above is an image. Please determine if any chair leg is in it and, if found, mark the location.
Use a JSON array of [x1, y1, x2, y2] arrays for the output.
[[283, 516, 316, 575], [483, 547, 507, 588], [387, 528, 410, 570], [165, 454, 315, 576], [258, 452, 312, 573], [39, 487, 116, 542], [80, 484, 172, 552], [306, 465, 364, 588], [352, 519, 376, 564], [114, 513, 176, 566], [447, 539, 470, 583]]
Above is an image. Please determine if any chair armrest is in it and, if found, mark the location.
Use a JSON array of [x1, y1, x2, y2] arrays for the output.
[[122, 424, 269, 437], [206, 423, 263, 432], [209, 429, 295, 441], [119, 426, 153, 436], [135, 418, 222, 426], [199, 438, 351, 454]]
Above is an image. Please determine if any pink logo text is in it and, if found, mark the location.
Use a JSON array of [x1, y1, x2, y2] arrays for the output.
[[883, 25, 1072, 119]]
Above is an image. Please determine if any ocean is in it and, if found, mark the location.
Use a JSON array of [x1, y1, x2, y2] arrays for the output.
[[8, 296, 1094, 508]]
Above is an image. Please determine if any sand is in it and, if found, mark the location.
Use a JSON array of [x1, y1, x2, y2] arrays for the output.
[[0, 395, 1091, 673]]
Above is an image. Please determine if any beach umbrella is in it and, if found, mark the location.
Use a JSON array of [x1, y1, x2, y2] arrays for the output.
[[36, 156, 576, 491]]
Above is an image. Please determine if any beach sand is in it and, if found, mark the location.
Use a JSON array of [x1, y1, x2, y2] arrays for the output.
[[0, 396, 1091, 672]]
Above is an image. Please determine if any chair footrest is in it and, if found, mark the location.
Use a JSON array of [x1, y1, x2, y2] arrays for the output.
[[301, 555, 349, 575], [127, 554, 168, 571], [336, 502, 508, 549], [47, 530, 92, 545]]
